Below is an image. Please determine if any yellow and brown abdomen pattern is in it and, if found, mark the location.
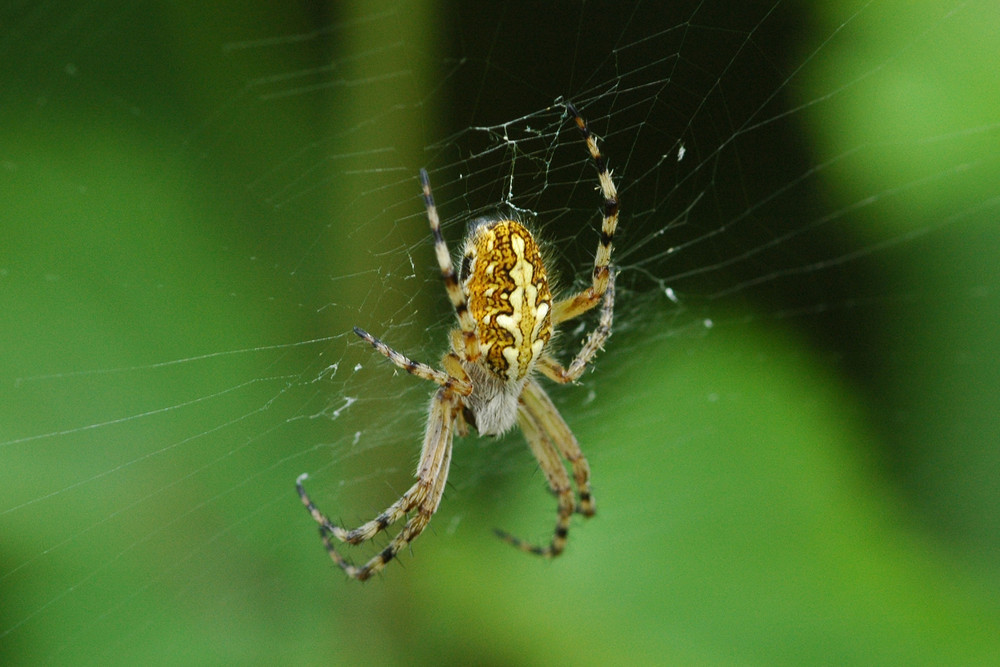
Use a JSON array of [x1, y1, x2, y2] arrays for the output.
[[461, 220, 552, 382]]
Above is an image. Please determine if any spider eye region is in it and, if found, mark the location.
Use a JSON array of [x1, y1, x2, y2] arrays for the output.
[[462, 219, 552, 383]]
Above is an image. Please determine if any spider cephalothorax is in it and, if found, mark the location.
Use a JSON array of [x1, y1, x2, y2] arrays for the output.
[[297, 102, 618, 580]]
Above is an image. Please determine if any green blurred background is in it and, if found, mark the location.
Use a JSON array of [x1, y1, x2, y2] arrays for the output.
[[2, 1, 999, 664]]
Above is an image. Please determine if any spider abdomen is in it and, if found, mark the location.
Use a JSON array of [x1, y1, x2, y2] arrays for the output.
[[461, 220, 553, 385]]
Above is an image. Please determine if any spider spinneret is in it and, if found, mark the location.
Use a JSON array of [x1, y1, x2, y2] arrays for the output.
[[297, 101, 619, 580]]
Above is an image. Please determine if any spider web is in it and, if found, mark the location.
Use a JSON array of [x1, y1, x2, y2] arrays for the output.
[[2, 1, 999, 664]]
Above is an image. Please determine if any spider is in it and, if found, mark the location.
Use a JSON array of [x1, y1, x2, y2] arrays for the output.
[[297, 102, 619, 581]]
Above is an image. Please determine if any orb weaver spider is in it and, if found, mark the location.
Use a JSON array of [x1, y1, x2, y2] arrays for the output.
[[297, 102, 618, 580]]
